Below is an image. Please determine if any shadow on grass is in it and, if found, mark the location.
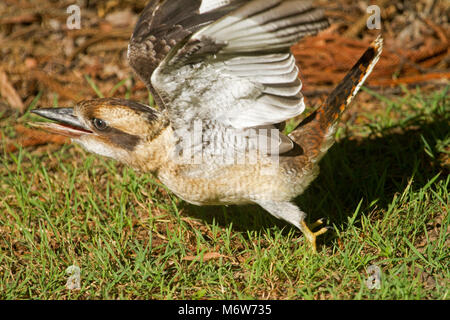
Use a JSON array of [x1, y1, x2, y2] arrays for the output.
[[180, 116, 448, 242]]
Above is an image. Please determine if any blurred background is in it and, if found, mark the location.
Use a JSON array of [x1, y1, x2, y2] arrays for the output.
[[0, 0, 449, 150]]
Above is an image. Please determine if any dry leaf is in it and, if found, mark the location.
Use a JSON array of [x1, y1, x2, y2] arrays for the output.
[[105, 9, 138, 27], [0, 68, 25, 113], [6, 125, 70, 153]]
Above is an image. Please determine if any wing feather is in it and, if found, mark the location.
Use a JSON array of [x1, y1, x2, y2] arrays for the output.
[[128, 0, 247, 107], [146, 0, 329, 154]]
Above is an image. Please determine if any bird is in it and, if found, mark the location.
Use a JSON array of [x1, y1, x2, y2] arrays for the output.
[[31, 0, 383, 251]]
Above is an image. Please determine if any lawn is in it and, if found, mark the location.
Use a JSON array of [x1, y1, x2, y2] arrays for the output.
[[0, 86, 448, 299]]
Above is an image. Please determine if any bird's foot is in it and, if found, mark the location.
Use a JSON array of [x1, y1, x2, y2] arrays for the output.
[[300, 219, 328, 252]]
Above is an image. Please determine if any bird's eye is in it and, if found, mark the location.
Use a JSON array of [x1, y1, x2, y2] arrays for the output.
[[92, 118, 108, 131]]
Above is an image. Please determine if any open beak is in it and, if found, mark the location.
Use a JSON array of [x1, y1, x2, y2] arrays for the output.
[[31, 108, 92, 138]]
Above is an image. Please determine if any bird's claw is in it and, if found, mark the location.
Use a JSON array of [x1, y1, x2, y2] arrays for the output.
[[300, 220, 328, 252]]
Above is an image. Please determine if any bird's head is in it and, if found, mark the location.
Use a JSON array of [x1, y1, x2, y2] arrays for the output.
[[31, 98, 170, 170]]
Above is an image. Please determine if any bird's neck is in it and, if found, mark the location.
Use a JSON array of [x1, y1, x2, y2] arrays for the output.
[[126, 124, 174, 174]]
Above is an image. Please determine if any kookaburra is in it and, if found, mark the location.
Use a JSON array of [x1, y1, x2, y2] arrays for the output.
[[32, 0, 383, 251]]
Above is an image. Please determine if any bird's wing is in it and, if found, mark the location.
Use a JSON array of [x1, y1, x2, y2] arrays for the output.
[[128, 0, 248, 107], [131, 0, 329, 155]]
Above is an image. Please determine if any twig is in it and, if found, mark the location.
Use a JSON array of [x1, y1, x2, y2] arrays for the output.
[[0, 14, 38, 25], [68, 30, 133, 62], [30, 70, 82, 101]]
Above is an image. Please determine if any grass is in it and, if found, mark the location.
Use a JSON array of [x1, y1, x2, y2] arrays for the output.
[[0, 86, 448, 299]]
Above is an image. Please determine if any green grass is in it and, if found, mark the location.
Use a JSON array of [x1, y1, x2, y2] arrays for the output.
[[0, 87, 448, 299]]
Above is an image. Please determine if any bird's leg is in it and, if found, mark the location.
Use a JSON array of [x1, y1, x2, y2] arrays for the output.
[[299, 219, 328, 252], [255, 201, 328, 252]]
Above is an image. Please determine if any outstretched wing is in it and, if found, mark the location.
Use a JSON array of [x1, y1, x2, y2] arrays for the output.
[[128, 0, 248, 107], [130, 0, 329, 155], [151, 0, 328, 129]]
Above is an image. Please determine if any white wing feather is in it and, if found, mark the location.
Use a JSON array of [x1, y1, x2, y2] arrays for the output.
[[152, 0, 329, 153]]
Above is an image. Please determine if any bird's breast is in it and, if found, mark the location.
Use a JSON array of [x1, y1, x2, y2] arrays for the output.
[[157, 157, 306, 206]]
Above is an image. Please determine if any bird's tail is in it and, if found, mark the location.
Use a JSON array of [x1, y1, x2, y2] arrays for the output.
[[289, 35, 383, 159]]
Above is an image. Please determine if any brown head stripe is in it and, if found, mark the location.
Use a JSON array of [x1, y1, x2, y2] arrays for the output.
[[106, 127, 141, 151]]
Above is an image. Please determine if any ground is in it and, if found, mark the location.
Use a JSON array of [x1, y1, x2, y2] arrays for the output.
[[0, 0, 449, 299]]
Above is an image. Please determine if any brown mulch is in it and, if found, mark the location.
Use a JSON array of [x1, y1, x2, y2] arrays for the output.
[[295, 0, 449, 99], [0, 0, 448, 149]]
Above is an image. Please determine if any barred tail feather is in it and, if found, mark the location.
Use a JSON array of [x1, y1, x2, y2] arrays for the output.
[[289, 35, 383, 158], [319, 35, 383, 129]]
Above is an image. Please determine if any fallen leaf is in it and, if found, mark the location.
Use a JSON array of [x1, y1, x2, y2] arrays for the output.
[[105, 9, 138, 27], [0, 68, 25, 113], [6, 125, 70, 152]]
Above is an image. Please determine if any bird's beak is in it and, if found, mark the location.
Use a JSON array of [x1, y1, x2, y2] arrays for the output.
[[31, 108, 92, 138]]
